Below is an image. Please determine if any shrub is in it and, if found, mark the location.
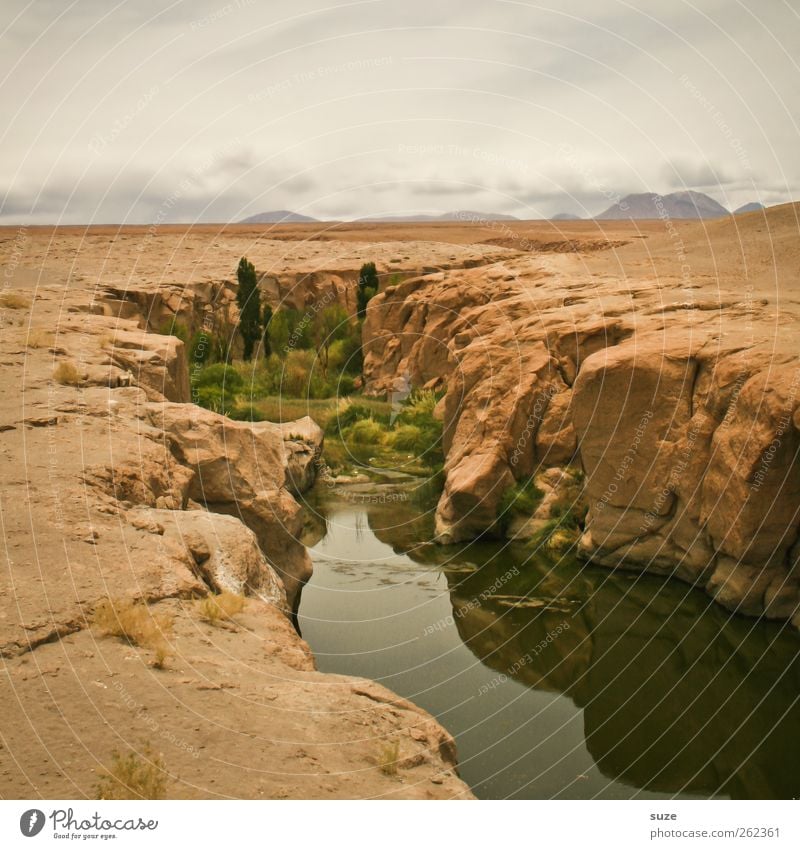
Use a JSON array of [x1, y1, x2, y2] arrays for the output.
[[95, 747, 169, 800], [343, 417, 385, 446], [0, 291, 31, 309], [53, 361, 82, 385], [92, 598, 172, 664], [394, 390, 444, 468], [27, 329, 55, 348], [325, 401, 386, 436], [387, 423, 424, 452], [188, 330, 215, 365], [496, 477, 545, 534], [228, 403, 266, 422], [198, 591, 245, 624], [156, 318, 189, 343], [378, 738, 400, 776]]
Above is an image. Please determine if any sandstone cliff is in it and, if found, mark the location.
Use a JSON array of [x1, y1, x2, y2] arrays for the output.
[[362, 204, 800, 626], [0, 271, 471, 798]]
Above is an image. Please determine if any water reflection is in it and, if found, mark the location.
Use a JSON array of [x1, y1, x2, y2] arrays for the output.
[[300, 484, 800, 799]]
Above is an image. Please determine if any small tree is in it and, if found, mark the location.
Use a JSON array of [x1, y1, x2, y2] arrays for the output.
[[235, 257, 261, 361], [261, 303, 273, 358], [357, 262, 379, 318]]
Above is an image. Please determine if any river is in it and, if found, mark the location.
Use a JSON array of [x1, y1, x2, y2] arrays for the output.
[[297, 478, 800, 799]]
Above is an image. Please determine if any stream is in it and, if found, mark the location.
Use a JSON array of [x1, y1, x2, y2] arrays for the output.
[[297, 477, 800, 799]]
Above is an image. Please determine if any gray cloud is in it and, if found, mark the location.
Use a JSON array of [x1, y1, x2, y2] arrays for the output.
[[0, 0, 797, 223]]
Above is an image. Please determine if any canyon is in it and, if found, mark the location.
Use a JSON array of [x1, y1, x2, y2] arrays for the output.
[[1, 205, 798, 799]]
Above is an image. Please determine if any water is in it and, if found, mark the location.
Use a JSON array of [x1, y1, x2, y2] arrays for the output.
[[297, 481, 800, 799]]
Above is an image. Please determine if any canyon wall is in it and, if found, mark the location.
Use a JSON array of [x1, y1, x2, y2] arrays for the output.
[[0, 270, 471, 798], [363, 206, 800, 627]]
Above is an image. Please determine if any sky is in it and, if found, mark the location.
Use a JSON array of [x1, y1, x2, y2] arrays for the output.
[[0, 0, 798, 223]]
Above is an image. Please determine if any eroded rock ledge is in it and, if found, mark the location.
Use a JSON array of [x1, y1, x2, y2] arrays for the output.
[[363, 205, 800, 626], [0, 282, 471, 799]]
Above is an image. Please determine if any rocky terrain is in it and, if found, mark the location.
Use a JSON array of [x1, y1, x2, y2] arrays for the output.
[[2, 206, 798, 798], [0, 260, 472, 798], [362, 204, 800, 626]]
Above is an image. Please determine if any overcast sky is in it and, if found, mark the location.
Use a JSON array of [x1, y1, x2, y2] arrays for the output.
[[1, 0, 798, 223]]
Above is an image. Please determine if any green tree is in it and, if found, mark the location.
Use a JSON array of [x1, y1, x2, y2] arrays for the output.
[[312, 305, 349, 376], [261, 303, 273, 358], [235, 257, 261, 361], [357, 262, 379, 317]]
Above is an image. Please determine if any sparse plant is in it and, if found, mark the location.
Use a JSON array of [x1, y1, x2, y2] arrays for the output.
[[92, 598, 173, 664], [377, 738, 400, 776], [0, 291, 31, 309], [496, 477, 545, 534], [95, 747, 169, 800], [27, 329, 55, 349], [198, 591, 245, 624], [53, 361, 82, 385]]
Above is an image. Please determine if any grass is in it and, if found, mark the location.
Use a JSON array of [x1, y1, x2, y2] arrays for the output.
[[0, 291, 31, 309], [378, 738, 401, 776], [92, 598, 173, 666], [95, 747, 169, 800], [53, 361, 82, 385], [198, 591, 245, 624], [27, 329, 56, 349], [342, 417, 386, 445]]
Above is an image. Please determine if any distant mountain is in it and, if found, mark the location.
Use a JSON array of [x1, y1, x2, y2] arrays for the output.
[[442, 210, 518, 221], [551, 212, 581, 220], [596, 190, 728, 220], [733, 202, 765, 214], [356, 210, 518, 223], [239, 210, 318, 224]]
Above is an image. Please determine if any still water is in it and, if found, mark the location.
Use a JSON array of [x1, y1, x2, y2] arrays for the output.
[[297, 481, 800, 799]]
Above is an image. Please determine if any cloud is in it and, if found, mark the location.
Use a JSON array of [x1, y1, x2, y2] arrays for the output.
[[0, 0, 796, 222]]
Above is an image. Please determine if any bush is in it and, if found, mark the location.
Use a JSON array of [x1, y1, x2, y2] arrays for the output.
[[188, 330, 215, 365], [387, 423, 424, 452], [378, 738, 400, 776], [228, 403, 266, 422], [156, 317, 189, 343], [325, 401, 386, 436], [92, 598, 172, 665], [198, 592, 245, 624], [343, 417, 385, 445], [0, 291, 31, 309], [96, 747, 169, 800], [53, 361, 82, 385], [496, 477, 545, 534]]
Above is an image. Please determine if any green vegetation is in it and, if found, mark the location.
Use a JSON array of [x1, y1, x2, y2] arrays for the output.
[[156, 317, 189, 343], [357, 261, 379, 317], [377, 738, 401, 776], [236, 257, 263, 360]]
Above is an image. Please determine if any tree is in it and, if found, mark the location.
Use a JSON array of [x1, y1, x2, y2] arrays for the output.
[[261, 303, 273, 358], [312, 304, 349, 376], [235, 257, 261, 361], [357, 262, 379, 318]]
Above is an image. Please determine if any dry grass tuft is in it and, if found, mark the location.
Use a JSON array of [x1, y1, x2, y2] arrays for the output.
[[27, 329, 56, 349], [53, 361, 82, 385], [0, 291, 31, 310], [92, 598, 173, 666], [95, 747, 169, 800], [198, 591, 245, 625], [377, 738, 401, 776]]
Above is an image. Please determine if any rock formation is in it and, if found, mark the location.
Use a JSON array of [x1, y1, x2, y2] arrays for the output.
[[362, 203, 800, 627], [0, 264, 472, 798]]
